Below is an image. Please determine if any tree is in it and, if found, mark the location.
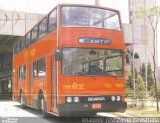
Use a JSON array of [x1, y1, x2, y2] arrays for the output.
[[150, 85, 155, 97], [126, 72, 133, 97], [135, 75, 146, 108], [147, 62, 154, 91], [139, 62, 154, 96], [126, 72, 133, 89], [126, 72, 135, 106], [137, 6, 160, 111], [140, 63, 146, 82]]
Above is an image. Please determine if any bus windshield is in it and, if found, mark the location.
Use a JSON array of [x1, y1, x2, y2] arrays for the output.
[[62, 48, 123, 76], [61, 6, 121, 30]]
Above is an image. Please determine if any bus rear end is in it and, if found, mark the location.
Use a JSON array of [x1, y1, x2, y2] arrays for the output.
[[56, 4, 127, 116]]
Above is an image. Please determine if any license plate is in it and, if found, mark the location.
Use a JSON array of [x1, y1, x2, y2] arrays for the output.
[[92, 103, 102, 109]]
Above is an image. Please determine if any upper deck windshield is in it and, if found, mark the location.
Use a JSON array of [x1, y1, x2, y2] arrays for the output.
[[61, 6, 121, 30]]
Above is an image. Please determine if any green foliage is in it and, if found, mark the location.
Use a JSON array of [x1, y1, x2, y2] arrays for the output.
[[149, 85, 155, 97], [147, 63, 154, 91], [136, 6, 160, 111], [136, 6, 160, 33], [126, 72, 133, 89], [135, 75, 146, 98], [126, 88, 134, 97], [140, 62, 154, 92], [135, 75, 146, 107], [140, 63, 146, 82], [136, 6, 160, 18], [126, 72, 133, 97], [149, 86, 160, 98]]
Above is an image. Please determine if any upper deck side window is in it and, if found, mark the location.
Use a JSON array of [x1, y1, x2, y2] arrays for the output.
[[20, 38, 26, 51], [14, 42, 18, 55], [16, 40, 21, 53], [26, 32, 31, 48], [48, 8, 57, 32], [61, 6, 121, 31], [13, 7, 57, 55], [31, 25, 38, 44], [39, 17, 47, 39], [14, 36, 27, 55]]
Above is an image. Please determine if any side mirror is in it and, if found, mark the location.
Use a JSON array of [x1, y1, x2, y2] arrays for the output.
[[55, 50, 61, 61]]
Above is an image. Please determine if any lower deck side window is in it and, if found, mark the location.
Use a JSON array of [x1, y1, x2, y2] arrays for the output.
[[19, 65, 26, 80], [32, 58, 46, 78]]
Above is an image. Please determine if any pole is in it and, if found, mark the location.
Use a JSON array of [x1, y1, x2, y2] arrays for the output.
[[143, 0, 148, 96], [130, 0, 136, 104], [154, 0, 159, 112]]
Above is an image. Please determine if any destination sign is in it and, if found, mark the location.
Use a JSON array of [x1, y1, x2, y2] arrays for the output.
[[79, 37, 111, 44]]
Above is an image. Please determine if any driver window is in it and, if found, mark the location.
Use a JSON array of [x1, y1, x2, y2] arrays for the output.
[[89, 60, 103, 73]]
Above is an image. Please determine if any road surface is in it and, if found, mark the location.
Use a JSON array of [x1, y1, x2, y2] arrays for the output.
[[0, 98, 88, 123], [2, 97, 140, 123], [0, 98, 122, 123]]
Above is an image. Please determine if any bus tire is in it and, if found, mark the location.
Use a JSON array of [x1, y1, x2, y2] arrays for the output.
[[20, 94, 26, 109], [40, 95, 48, 117]]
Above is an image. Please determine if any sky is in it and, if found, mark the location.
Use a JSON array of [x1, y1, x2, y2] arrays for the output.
[[0, 0, 159, 65]]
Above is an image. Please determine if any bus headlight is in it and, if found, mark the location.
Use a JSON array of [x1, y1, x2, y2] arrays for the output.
[[66, 97, 72, 103], [74, 97, 79, 103], [111, 96, 116, 101], [117, 96, 121, 101]]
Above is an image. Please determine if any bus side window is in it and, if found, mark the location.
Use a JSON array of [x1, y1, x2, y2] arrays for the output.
[[21, 38, 26, 51], [33, 61, 37, 78], [39, 17, 47, 39], [16, 40, 20, 54], [13, 43, 17, 55], [37, 58, 46, 78], [19, 65, 26, 80], [31, 26, 38, 44], [19, 40, 22, 52], [26, 32, 31, 48], [48, 8, 57, 32]]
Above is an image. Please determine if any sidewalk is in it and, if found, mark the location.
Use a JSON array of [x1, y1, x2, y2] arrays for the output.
[[98, 105, 160, 118]]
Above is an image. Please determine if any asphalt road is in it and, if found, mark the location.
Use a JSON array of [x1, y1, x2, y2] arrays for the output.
[[0, 98, 109, 123], [1, 97, 159, 123]]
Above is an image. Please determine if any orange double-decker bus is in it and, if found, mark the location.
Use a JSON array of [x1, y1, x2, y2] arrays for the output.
[[13, 4, 127, 117]]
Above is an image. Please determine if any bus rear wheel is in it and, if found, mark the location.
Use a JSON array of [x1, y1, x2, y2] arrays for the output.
[[40, 96, 48, 117], [19, 94, 26, 109]]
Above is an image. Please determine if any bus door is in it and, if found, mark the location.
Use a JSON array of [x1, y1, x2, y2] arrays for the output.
[[51, 57, 58, 113]]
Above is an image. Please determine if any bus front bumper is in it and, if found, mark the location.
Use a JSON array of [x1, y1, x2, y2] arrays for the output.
[[58, 101, 127, 116]]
